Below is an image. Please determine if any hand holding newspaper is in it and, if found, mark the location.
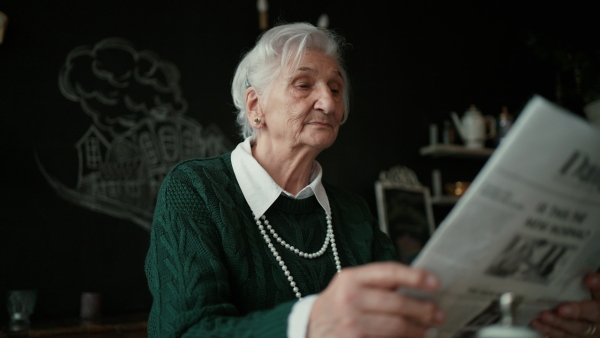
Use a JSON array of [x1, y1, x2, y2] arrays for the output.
[[408, 96, 600, 338]]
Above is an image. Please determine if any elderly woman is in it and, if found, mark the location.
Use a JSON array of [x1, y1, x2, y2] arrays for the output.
[[145, 22, 600, 337]]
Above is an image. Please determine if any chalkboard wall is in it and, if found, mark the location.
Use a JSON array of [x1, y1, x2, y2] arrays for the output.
[[0, 0, 594, 322]]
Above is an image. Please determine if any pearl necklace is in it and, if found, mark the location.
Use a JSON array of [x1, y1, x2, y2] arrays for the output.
[[255, 211, 342, 299]]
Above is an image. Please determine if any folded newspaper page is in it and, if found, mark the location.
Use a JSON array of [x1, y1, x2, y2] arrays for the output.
[[409, 95, 600, 338]]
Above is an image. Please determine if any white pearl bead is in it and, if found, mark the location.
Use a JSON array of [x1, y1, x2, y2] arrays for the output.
[[256, 211, 341, 300]]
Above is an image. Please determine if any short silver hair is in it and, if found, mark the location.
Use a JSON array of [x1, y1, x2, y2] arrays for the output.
[[231, 22, 350, 140]]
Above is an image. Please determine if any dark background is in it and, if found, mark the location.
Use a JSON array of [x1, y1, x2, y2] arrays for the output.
[[1, 0, 597, 323]]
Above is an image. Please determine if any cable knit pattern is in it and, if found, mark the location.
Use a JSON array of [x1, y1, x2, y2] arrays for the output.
[[145, 153, 398, 337]]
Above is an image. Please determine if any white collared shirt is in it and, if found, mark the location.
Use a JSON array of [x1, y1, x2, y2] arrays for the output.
[[230, 138, 322, 338], [231, 138, 331, 218]]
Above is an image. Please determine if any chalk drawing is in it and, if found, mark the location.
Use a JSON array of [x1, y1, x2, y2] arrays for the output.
[[37, 38, 233, 230]]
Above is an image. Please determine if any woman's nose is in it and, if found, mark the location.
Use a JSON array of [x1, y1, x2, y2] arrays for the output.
[[313, 85, 337, 114]]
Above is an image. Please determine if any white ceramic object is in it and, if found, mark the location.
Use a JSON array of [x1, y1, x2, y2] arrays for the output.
[[451, 105, 497, 148]]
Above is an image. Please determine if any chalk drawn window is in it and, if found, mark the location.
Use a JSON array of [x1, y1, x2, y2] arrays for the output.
[[86, 136, 102, 169], [139, 132, 158, 164], [158, 126, 178, 162]]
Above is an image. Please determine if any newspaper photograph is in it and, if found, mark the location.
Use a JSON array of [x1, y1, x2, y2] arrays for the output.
[[408, 96, 600, 338]]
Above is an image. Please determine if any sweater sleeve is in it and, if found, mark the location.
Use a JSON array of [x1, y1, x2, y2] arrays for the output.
[[145, 165, 295, 338]]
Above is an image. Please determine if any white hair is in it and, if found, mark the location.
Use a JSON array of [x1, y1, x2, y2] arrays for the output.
[[231, 22, 350, 140]]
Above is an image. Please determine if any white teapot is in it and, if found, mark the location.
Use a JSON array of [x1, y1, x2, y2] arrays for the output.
[[451, 104, 496, 148]]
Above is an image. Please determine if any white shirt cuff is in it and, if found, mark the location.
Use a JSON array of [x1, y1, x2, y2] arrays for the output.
[[287, 294, 318, 338]]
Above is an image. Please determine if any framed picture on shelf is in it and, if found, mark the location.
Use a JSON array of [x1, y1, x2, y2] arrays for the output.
[[375, 180, 436, 264]]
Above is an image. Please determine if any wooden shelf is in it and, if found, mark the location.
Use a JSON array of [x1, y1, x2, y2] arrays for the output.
[[419, 144, 494, 159]]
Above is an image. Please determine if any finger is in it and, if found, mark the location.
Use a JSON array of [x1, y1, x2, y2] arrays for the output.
[[357, 288, 445, 325], [341, 262, 440, 292], [556, 299, 600, 323], [550, 273, 600, 323], [358, 312, 433, 338], [535, 310, 596, 338], [530, 317, 578, 338]]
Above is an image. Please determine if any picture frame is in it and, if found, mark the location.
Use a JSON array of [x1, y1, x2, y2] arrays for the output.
[[375, 178, 436, 264]]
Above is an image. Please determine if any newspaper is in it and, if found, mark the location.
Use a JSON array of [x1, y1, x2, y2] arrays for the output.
[[408, 96, 600, 338]]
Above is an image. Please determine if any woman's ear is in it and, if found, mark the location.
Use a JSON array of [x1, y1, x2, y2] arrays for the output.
[[245, 87, 262, 127]]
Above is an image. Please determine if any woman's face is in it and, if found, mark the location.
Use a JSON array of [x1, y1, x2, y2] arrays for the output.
[[260, 50, 345, 152]]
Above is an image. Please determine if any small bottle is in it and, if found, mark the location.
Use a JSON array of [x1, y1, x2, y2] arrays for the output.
[[442, 120, 455, 144], [497, 106, 514, 145]]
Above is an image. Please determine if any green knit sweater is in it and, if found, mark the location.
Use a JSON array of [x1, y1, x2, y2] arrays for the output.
[[145, 153, 398, 337]]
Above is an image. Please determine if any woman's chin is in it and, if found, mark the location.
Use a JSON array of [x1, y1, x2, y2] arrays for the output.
[[307, 136, 337, 151]]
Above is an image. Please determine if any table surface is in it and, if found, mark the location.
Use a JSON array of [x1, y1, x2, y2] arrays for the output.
[[1, 312, 148, 337]]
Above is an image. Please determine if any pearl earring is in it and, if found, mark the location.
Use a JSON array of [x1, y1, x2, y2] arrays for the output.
[[254, 117, 261, 125]]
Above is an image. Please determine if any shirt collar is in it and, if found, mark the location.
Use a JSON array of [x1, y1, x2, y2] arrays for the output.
[[231, 138, 330, 219]]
